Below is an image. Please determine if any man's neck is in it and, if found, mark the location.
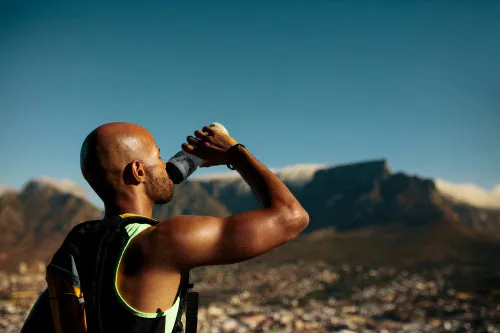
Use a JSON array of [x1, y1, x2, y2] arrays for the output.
[[104, 200, 153, 219]]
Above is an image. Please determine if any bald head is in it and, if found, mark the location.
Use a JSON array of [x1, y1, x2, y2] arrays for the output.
[[80, 122, 173, 206], [80, 122, 155, 174]]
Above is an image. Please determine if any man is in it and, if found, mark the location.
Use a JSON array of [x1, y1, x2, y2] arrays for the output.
[[22, 122, 309, 332]]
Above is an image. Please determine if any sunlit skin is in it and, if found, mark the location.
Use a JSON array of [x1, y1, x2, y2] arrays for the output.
[[77, 121, 309, 314], [81, 122, 174, 218]]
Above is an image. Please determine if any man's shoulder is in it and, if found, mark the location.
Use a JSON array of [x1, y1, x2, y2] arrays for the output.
[[59, 219, 102, 246], [63, 216, 156, 244], [50, 220, 102, 261], [70, 219, 102, 235]]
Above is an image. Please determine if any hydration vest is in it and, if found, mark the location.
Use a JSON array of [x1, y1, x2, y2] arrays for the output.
[[21, 215, 199, 333]]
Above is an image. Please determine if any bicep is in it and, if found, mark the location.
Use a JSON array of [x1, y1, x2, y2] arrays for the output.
[[152, 209, 293, 269]]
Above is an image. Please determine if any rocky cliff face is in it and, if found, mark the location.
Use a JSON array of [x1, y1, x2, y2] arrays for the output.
[[193, 160, 476, 233], [299, 168, 453, 231], [445, 201, 500, 235], [296, 160, 392, 231]]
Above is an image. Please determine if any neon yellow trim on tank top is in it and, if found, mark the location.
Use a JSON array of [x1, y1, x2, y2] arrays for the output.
[[114, 213, 180, 332]]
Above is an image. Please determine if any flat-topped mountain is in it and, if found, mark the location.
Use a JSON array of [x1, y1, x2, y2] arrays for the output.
[[1, 159, 499, 271]]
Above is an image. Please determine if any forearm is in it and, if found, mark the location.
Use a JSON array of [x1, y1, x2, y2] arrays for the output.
[[229, 146, 302, 211]]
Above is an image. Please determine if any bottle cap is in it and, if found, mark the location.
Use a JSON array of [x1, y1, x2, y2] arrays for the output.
[[209, 122, 229, 135]]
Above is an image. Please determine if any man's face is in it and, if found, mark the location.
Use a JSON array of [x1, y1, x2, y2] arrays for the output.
[[144, 146, 174, 205]]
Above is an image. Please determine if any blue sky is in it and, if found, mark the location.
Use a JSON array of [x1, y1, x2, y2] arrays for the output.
[[1, 0, 499, 207]]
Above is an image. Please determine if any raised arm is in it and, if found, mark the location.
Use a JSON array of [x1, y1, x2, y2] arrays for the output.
[[148, 126, 309, 270]]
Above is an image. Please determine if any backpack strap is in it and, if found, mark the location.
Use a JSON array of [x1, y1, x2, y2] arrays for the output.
[[172, 271, 198, 333], [185, 289, 199, 333], [91, 215, 124, 333]]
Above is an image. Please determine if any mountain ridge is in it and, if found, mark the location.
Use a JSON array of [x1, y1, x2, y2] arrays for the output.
[[2, 161, 499, 210], [1, 159, 499, 271]]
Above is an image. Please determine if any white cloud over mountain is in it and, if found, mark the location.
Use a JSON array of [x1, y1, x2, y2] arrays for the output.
[[194, 163, 327, 188], [272, 163, 328, 185], [435, 179, 500, 209]]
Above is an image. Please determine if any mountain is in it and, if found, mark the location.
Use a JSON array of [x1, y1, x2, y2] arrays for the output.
[[0, 179, 103, 270], [191, 164, 326, 216], [245, 219, 500, 268], [153, 181, 230, 219], [1, 159, 499, 271], [194, 160, 499, 234], [434, 180, 500, 234]]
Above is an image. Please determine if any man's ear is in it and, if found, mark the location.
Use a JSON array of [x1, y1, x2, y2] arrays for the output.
[[124, 160, 146, 185]]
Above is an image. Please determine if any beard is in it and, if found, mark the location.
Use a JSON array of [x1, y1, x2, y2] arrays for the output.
[[145, 165, 174, 205]]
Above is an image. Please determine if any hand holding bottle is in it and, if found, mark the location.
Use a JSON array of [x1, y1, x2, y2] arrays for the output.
[[166, 122, 239, 184], [182, 124, 239, 168]]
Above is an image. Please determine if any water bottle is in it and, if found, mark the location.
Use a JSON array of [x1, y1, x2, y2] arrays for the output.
[[166, 122, 230, 184]]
